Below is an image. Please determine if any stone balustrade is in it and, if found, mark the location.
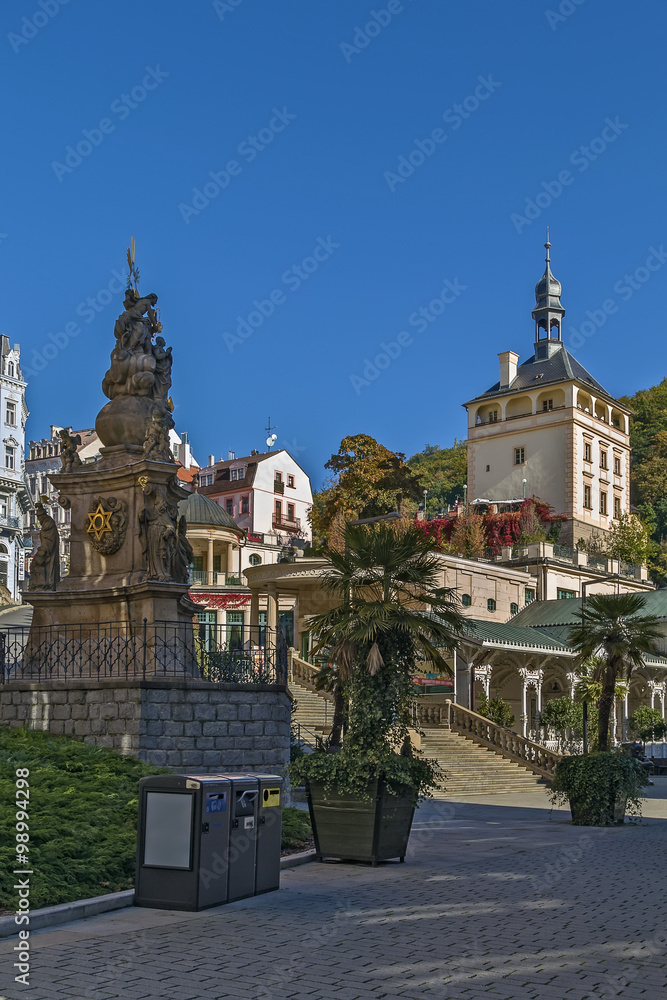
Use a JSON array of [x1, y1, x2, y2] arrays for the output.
[[288, 650, 332, 699], [415, 699, 561, 778]]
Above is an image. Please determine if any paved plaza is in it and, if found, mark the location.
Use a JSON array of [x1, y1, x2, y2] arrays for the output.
[[2, 782, 667, 1000]]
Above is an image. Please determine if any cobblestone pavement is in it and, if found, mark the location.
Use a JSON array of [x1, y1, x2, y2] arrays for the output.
[[2, 782, 667, 1000]]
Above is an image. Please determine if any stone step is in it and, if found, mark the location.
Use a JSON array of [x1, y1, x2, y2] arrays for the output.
[[421, 728, 546, 795]]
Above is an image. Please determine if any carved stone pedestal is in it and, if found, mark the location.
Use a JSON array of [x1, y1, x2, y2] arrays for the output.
[[25, 283, 196, 676], [26, 449, 197, 675]]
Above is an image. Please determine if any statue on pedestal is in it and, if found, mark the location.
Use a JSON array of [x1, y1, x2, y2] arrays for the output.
[[96, 242, 175, 451], [173, 515, 194, 584], [29, 503, 60, 592], [143, 409, 172, 463], [139, 489, 178, 581], [59, 429, 82, 473]]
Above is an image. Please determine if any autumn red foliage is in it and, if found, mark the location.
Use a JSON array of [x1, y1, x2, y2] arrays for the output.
[[415, 499, 568, 556]]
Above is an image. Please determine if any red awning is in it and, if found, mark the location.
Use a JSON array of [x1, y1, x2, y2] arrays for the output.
[[189, 591, 251, 609]]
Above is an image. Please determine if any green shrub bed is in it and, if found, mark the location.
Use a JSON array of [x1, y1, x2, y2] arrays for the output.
[[0, 727, 309, 909]]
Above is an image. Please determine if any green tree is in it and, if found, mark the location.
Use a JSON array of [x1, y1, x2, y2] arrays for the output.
[[619, 377, 667, 466], [477, 692, 515, 728], [311, 435, 422, 546], [407, 441, 468, 513], [628, 705, 667, 742], [606, 513, 652, 565], [540, 696, 581, 734], [568, 594, 663, 752], [303, 522, 466, 791], [449, 511, 486, 558]]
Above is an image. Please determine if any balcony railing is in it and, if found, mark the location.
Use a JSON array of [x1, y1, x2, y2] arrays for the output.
[[476, 405, 566, 426], [274, 480, 285, 494], [0, 514, 21, 530], [272, 516, 300, 532], [190, 570, 244, 588]]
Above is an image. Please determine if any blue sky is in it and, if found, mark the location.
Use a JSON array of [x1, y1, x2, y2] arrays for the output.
[[2, 0, 666, 488]]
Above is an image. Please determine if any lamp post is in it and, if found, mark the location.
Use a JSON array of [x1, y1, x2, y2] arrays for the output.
[[423, 489, 428, 520], [522, 478, 527, 500], [462, 484, 468, 512]]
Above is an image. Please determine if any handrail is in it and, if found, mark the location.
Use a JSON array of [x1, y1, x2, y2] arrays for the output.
[[416, 700, 561, 778], [288, 651, 333, 700]]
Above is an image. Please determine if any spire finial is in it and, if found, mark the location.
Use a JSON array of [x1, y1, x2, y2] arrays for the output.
[[545, 227, 551, 266]]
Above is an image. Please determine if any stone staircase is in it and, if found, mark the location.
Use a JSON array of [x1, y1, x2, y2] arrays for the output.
[[421, 728, 548, 796], [289, 679, 332, 742]]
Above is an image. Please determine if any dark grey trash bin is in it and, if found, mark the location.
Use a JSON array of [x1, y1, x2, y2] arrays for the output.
[[135, 774, 231, 911], [226, 775, 260, 902], [253, 775, 284, 895]]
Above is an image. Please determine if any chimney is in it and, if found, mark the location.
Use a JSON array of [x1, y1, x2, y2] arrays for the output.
[[498, 351, 519, 388], [208, 454, 215, 467], [228, 450, 235, 461]]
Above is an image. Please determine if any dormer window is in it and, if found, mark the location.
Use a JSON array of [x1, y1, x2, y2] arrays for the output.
[[230, 466, 245, 482], [6, 362, 14, 377]]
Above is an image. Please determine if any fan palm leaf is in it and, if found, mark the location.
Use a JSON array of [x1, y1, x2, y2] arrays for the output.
[[568, 593, 663, 751]]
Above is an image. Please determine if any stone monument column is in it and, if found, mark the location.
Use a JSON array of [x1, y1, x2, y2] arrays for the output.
[[26, 285, 197, 674]]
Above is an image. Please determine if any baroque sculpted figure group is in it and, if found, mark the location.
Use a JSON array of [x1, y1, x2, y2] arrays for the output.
[[29, 288, 193, 591]]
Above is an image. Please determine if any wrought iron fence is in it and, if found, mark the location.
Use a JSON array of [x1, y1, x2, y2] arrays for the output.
[[0, 620, 287, 687]]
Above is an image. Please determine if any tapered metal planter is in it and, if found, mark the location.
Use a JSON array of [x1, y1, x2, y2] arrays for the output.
[[306, 778, 415, 864], [569, 792, 628, 826]]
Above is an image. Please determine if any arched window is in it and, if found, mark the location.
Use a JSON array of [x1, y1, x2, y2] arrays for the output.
[[461, 594, 471, 607], [487, 598, 496, 612], [7, 362, 14, 377], [249, 554, 262, 566], [510, 602, 518, 616]]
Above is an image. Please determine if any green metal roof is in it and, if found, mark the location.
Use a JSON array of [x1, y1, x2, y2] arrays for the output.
[[178, 492, 241, 531], [462, 618, 571, 652], [511, 590, 667, 629]]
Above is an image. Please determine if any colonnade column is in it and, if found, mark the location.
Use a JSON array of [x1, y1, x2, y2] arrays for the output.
[[207, 535, 214, 585], [520, 679, 528, 738], [226, 542, 235, 575], [249, 591, 260, 646], [266, 583, 278, 634]]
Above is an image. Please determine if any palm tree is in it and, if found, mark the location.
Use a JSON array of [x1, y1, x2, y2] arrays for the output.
[[310, 522, 467, 753], [568, 593, 663, 752]]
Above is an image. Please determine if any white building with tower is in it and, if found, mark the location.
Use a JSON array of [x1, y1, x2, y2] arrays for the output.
[[0, 337, 31, 602], [464, 238, 632, 548]]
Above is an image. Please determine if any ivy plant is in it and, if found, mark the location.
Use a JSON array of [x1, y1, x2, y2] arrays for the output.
[[550, 752, 649, 826]]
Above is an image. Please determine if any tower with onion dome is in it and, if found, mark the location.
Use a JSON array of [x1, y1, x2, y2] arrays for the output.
[[463, 235, 632, 548]]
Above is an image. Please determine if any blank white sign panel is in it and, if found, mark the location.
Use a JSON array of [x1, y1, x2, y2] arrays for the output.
[[144, 792, 193, 868]]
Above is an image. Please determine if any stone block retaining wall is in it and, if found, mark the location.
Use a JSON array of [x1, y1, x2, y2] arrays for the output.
[[0, 679, 291, 774]]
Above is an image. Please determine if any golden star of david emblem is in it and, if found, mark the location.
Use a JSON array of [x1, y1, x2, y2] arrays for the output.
[[87, 503, 113, 542]]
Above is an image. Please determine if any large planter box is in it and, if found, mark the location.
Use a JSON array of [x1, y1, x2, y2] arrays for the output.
[[307, 778, 415, 865], [569, 792, 628, 826]]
